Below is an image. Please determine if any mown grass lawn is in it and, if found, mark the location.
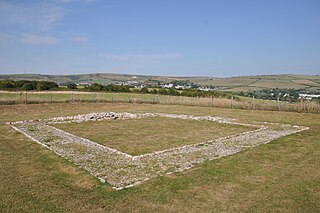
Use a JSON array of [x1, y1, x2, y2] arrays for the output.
[[54, 116, 255, 155], [0, 102, 319, 212]]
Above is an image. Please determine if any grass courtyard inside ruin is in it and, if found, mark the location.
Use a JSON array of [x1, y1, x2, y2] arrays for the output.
[[54, 116, 256, 155]]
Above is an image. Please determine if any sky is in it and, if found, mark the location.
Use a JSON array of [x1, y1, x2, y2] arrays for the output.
[[0, 0, 319, 77]]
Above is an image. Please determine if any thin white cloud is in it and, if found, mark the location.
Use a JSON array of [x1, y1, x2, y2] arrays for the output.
[[100, 53, 181, 63], [20, 33, 59, 44], [0, 1, 65, 30], [0, 1, 97, 44], [71, 35, 89, 42]]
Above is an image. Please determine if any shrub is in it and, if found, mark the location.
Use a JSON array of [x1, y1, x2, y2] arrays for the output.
[[67, 83, 77, 89]]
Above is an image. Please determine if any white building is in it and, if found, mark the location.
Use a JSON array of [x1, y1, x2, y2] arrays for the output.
[[299, 94, 320, 100], [162, 84, 173, 88]]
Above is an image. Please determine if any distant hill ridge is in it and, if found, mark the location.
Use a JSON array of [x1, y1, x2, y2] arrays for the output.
[[0, 73, 319, 92]]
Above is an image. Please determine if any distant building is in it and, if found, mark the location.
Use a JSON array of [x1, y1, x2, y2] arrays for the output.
[[174, 85, 191, 89], [198, 87, 214, 91], [162, 83, 173, 88], [77, 82, 92, 86], [115, 81, 139, 86], [299, 94, 320, 100]]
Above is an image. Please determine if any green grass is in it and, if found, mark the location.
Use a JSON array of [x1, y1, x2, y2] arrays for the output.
[[54, 117, 254, 155], [0, 102, 319, 212]]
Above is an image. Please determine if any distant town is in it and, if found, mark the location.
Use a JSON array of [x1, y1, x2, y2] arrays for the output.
[[1, 78, 319, 103]]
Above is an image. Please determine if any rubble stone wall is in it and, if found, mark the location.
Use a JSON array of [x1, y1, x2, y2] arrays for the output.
[[8, 112, 308, 190]]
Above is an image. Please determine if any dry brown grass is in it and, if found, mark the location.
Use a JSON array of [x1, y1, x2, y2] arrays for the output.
[[1, 91, 320, 113]]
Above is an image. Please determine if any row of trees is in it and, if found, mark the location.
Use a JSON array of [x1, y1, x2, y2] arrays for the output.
[[86, 83, 232, 99], [0, 80, 58, 91], [0, 79, 233, 99], [169, 80, 199, 89], [87, 83, 131, 93], [237, 88, 300, 102]]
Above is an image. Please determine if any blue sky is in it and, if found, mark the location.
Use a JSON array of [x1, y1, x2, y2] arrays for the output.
[[0, 0, 319, 77]]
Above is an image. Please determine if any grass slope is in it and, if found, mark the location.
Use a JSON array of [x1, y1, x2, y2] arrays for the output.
[[0, 103, 319, 212]]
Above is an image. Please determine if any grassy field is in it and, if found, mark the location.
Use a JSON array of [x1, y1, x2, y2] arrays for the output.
[[195, 75, 320, 91], [248, 79, 305, 89], [0, 102, 319, 212], [1, 91, 320, 113], [54, 117, 255, 155]]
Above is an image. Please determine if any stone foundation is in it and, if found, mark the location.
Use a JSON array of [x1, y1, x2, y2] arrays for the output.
[[8, 112, 308, 190]]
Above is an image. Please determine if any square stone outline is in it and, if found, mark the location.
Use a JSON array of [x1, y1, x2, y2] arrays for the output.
[[8, 112, 308, 190]]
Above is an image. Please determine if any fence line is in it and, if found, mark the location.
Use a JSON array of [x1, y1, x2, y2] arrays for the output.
[[0, 92, 319, 113]]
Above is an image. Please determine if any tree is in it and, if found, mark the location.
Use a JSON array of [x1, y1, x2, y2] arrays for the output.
[[67, 83, 77, 89], [21, 83, 34, 91], [0, 80, 15, 89], [105, 84, 115, 92], [140, 87, 149, 93], [167, 88, 180, 96], [15, 80, 28, 88], [36, 81, 58, 90], [45, 81, 58, 89], [89, 83, 103, 91], [36, 82, 48, 90], [150, 89, 158, 94], [158, 89, 168, 95]]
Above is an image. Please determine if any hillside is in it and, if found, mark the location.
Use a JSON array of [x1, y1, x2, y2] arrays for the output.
[[0, 73, 319, 92]]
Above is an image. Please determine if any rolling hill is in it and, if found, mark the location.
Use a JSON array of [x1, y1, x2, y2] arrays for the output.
[[0, 73, 319, 92]]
